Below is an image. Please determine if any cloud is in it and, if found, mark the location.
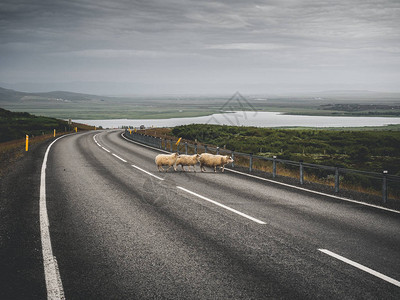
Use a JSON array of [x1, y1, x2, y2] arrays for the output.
[[0, 0, 399, 93]]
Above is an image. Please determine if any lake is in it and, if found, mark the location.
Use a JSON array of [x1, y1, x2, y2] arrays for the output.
[[73, 111, 400, 129]]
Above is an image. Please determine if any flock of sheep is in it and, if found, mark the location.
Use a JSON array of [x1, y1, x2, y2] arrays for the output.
[[155, 153, 234, 173]]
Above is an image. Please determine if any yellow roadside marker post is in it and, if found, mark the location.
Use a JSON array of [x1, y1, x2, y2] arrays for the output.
[[25, 135, 29, 151], [54, 129, 56, 137], [75, 127, 77, 133], [176, 137, 182, 145]]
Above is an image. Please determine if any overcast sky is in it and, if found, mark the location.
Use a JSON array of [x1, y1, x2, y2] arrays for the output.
[[0, 0, 399, 95]]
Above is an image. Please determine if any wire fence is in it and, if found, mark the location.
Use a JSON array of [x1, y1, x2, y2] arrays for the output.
[[124, 130, 400, 206]]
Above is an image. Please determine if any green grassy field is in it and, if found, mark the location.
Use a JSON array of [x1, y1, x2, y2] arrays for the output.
[[170, 124, 400, 175]]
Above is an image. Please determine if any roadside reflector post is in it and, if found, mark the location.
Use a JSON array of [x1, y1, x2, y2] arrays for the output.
[[382, 170, 388, 204], [273, 156, 277, 178], [300, 160, 304, 185], [335, 167, 340, 193], [75, 127, 77, 133], [25, 135, 29, 151], [249, 153, 253, 173], [54, 129, 56, 137]]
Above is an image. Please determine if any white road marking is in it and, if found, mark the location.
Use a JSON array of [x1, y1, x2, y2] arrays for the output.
[[318, 249, 400, 287], [101, 147, 111, 153], [40, 135, 66, 299], [225, 168, 400, 215], [177, 186, 266, 224], [131, 164, 165, 181], [112, 153, 127, 163]]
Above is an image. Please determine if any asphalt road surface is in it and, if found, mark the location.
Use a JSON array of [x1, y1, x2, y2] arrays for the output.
[[2, 130, 400, 299]]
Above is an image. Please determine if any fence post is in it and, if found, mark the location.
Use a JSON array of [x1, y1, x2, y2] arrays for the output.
[[194, 143, 197, 154], [249, 153, 253, 173], [382, 170, 388, 204], [170, 139, 173, 152], [204, 145, 208, 153], [231, 151, 235, 167], [216, 147, 219, 155], [164, 139, 167, 151], [335, 167, 339, 193], [299, 161, 304, 185], [185, 142, 188, 155], [273, 156, 277, 178]]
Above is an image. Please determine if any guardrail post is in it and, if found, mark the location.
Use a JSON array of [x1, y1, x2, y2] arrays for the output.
[[216, 147, 219, 155], [194, 143, 197, 154], [164, 139, 167, 151], [170, 139, 173, 152], [299, 161, 304, 185], [273, 156, 277, 178], [204, 145, 208, 153], [231, 151, 235, 167], [249, 153, 253, 173], [335, 167, 339, 193], [185, 142, 188, 154], [382, 170, 388, 204]]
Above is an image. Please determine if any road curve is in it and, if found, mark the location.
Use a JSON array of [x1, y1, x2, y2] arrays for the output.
[[42, 130, 400, 299]]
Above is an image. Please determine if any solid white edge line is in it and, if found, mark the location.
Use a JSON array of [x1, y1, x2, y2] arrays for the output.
[[177, 186, 266, 224], [131, 164, 164, 181], [101, 147, 111, 153], [318, 249, 400, 288], [120, 131, 400, 215], [40, 135, 68, 299], [225, 168, 400, 215], [112, 153, 127, 163]]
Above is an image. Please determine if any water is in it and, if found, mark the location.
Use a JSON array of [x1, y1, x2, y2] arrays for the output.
[[74, 111, 400, 129]]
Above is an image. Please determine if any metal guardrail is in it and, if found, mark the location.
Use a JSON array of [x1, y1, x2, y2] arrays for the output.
[[124, 130, 400, 204]]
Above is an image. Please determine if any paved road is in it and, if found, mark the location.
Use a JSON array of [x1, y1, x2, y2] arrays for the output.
[[3, 130, 399, 299]]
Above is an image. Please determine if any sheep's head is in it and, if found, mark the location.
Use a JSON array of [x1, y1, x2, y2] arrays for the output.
[[173, 152, 179, 157], [195, 154, 201, 162], [225, 156, 234, 163]]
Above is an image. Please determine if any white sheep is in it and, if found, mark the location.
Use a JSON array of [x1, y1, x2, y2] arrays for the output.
[[199, 153, 234, 172], [155, 152, 179, 172], [175, 154, 201, 172]]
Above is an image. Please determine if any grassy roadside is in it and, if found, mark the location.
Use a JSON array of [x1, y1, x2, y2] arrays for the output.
[[0, 108, 97, 177]]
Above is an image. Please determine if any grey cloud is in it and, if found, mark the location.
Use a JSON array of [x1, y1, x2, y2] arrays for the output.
[[0, 0, 399, 94]]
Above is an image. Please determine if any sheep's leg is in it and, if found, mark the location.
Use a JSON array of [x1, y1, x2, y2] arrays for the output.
[[181, 165, 185, 172], [221, 165, 225, 172], [158, 165, 165, 172], [214, 166, 217, 172]]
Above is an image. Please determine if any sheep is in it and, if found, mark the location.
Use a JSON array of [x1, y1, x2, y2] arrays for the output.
[[199, 153, 234, 172], [175, 154, 201, 172], [155, 152, 179, 172]]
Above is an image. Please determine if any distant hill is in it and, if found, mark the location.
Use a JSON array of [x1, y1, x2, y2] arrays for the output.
[[0, 86, 106, 103], [0, 107, 70, 142]]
